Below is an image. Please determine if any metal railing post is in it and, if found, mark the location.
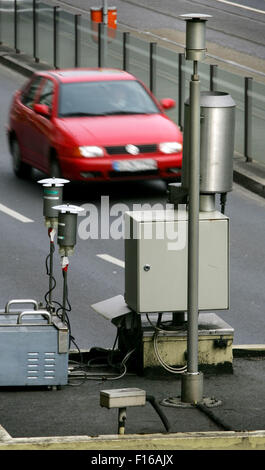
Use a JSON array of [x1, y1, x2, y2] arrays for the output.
[[98, 22, 107, 67], [122, 31, 130, 71], [178, 53, 185, 130], [33, 0, 39, 62], [98, 22, 102, 67], [74, 14, 81, 68], [53, 6, 59, 68], [210, 64, 218, 91], [14, 0, 20, 53], [149, 42, 157, 95], [244, 77, 253, 162], [0, 0, 2, 45]]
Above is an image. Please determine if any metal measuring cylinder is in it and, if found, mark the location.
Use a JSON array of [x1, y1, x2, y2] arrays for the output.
[[182, 91, 236, 195], [38, 177, 70, 228], [180, 14, 211, 61], [52, 204, 84, 256]]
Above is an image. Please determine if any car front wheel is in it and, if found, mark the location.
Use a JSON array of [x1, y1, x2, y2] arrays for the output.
[[11, 139, 32, 179]]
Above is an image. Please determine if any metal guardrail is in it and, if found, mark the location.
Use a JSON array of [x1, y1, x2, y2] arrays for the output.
[[0, 0, 264, 165]]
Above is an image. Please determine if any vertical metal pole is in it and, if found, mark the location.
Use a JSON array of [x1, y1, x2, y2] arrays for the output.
[[33, 0, 39, 62], [149, 42, 157, 95], [178, 53, 185, 130], [98, 21, 102, 67], [33, 0, 36, 60], [187, 60, 200, 374], [0, 0, 2, 45], [14, 0, 20, 53], [181, 60, 203, 404], [210, 64, 218, 91], [53, 6, 58, 69], [244, 77, 253, 162], [48, 239, 54, 310], [74, 14, 81, 68], [103, 0, 108, 25], [98, 22, 107, 67], [123, 32, 130, 72]]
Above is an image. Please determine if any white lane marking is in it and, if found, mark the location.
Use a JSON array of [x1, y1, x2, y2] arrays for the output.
[[97, 254, 125, 268], [0, 203, 34, 223], [213, 0, 265, 15]]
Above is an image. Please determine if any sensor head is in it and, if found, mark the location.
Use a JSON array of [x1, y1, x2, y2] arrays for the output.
[[180, 13, 212, 61], [52, 204, 84, 254], [37, 177, 70, 187]]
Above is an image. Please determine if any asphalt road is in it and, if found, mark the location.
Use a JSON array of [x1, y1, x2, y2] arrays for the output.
[[52, 0, 265, 67], [0, 63, 265, 350]]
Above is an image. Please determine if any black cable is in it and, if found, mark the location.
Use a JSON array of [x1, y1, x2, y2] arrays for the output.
[[70, 335, 83, 361], [156, 312, 163, 328], [107, 330, 120, 369], [43, 244, 86, 373], [44, 252, 57, 310], [55, 272, 72, 319], [146, 395, 170, 432], [220, 193, 227, 215], [196, 403, 234, 431]]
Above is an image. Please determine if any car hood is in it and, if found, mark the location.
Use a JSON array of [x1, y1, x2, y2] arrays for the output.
[[58, 114, 182, 146]]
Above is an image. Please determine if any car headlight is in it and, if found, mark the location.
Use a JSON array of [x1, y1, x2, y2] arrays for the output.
[[79, 146, 104, 158], [159, 142, 182, 154]]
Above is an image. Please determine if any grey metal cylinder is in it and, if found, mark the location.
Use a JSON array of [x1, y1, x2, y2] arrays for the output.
[[57, 212, 77, 248], [43, 185, 63, 218], [199, 194, 215, 212], [181, 372, 203, 404], [186, 19, 207, 61], [182, 91, 236, 194]]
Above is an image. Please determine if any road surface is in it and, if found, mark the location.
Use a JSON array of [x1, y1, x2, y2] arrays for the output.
[[0, 64, 265, 351]]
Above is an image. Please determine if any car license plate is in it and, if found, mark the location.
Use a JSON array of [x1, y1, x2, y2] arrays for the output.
[[112, 159, 157, 172]]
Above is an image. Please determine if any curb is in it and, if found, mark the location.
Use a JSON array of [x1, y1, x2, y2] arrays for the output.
[[1, 426, 265, 450], [0, 53, 35, 78], [233, 167, 265, 199], [0, 50, 54, 77], [233, 344, 265, 357]]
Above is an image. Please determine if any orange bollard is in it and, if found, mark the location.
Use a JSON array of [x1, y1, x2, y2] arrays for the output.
[[90, 7, 103, 43], [107, 7, 117, 39], [90, 6, 117, 42], [90, 7, 103, 23], [108, 7, 117, 29]]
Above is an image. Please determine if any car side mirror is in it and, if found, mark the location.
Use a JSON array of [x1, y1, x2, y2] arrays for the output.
[[34, 103, 50, 117], [160, 98, 176, 110]]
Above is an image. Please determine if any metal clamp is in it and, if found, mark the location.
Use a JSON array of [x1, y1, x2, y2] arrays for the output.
[[17, 310, 52, 325], [5, 299, 38, 313]]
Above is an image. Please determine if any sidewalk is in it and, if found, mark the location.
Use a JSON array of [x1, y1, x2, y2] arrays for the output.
[[0, 46, 265, 452]]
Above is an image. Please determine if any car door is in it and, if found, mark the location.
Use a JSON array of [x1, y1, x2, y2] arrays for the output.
[[29, 78, 56, 173], [16, 75, 44, 164]]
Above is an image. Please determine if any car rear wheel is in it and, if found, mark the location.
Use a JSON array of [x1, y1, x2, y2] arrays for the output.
[[11, 139, 32, 179]]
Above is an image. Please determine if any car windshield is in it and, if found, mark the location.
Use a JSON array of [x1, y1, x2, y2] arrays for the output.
[[58, 80, 159, 117]]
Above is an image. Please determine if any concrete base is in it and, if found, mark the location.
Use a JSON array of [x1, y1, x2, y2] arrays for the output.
[[91, 297, 234, 374], [140, 312, 234, 373]]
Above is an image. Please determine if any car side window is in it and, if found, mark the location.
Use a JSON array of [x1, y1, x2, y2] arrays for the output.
[[38, 79, 54, 109], [21, 76, 43, 109]]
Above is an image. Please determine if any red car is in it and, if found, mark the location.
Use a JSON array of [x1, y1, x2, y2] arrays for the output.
[[7, 68, 183, 183]]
